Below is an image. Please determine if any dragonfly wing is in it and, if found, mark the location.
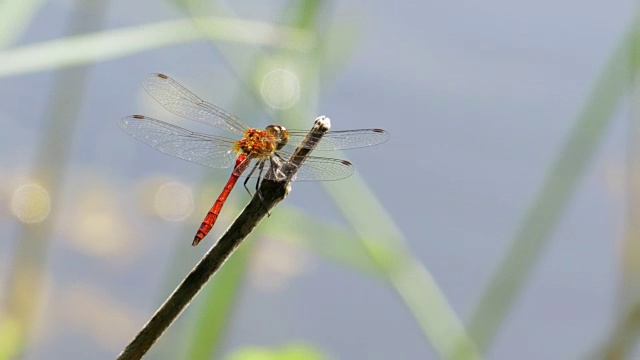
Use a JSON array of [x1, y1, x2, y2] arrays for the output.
[[260, 152, 354, 181], [285, 128, 389, 151], [120, 115, 237, 169], [141, 73, 248, 135]]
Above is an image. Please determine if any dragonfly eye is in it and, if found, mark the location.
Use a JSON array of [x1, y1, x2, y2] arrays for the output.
[[266, 125, 289, 150]]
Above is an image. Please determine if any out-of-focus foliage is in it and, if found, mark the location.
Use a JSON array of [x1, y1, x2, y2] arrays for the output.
[[225, 343, 328, 360], [2, 0, 638, 359]]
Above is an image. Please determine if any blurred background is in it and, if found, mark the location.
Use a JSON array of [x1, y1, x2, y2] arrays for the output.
[[1, 0, 639, 359]]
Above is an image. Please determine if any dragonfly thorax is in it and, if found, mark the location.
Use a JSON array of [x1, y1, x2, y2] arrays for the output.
[[234, 125, 290, 157], [266, 125, 290, 150]]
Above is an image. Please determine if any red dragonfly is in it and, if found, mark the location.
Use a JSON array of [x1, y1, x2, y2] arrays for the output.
[[120, 73, 389, 246]]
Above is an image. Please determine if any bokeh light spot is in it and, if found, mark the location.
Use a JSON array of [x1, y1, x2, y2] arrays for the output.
[[154, 181, 194, 222], [62, 284, 138, 351], [260, 68, 301, 109], [10, 183, 51, 223], [0, 313, 22, 359], [250, 238, 311, 291], [74, 212, 126, 256], [63, 182, 131, 259]]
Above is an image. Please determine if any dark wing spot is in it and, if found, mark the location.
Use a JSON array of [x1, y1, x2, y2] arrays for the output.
[[373, 129, 386, 133], [132, 115, 145, 119], [157, 73, 169, 79], [341, 160, 352, 166]]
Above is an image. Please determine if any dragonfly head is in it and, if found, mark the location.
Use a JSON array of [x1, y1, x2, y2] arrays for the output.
[[266, 125, 290, 150]]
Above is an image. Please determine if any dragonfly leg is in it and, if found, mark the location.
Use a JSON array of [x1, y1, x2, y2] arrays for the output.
[[254, 161, 271, 217], [243, 161, 261, 197], [270, 153, 290, 181]]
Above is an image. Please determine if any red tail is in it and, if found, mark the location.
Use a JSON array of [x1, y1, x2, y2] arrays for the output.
[[193, 154, 247, 246]]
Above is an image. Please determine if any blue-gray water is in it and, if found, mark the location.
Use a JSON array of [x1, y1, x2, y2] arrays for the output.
[[0, 1, 635, 359]]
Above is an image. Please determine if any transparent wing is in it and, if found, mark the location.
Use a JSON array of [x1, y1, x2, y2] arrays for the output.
[[285, 128, 390, 151], [119, 115, 238, 169], [257, 152, 354, 181], [141, 73, 248, 135], [290, 156, 354, 181]]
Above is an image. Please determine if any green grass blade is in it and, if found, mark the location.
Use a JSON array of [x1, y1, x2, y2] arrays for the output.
[[0, 17, 314, 78], [466, 11, 640, 355], [263, 205, 382, 277], [272, 201, 481, 359], [1, 2, 111, 359], [225, 342, 328, 360], [166, 1, 478, 358], [581, 19, 640, 360], [183, 241, 253, 360], [0, 0, 46, 48], [325, 174, 482, 360], [177, 1, 324, 358]]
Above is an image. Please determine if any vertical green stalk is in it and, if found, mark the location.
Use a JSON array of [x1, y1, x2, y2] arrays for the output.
[[584, 18, 640, 360], [1, 1, 110, 358], [0, 0, 46, 48], [166, 1, 478, 359], [182, 238, 251, 359], [467, 9, 640, 355], [173, 1, 325, 359]]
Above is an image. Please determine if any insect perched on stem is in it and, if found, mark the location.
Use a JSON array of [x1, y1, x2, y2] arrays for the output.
[[120, 73, 389, 245]]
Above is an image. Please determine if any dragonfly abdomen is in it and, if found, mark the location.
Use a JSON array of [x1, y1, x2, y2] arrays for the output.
[[192, 154, 248, 246]]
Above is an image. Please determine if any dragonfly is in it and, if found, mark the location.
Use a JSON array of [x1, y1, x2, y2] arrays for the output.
[[120, 73, 389, 246]]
